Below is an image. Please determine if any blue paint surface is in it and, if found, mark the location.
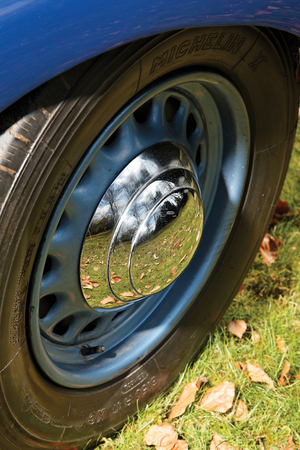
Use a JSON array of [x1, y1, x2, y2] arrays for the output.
[[0, 0, 299, 111]]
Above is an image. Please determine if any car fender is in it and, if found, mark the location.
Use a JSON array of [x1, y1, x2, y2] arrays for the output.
[[0, 0, 300, 112]]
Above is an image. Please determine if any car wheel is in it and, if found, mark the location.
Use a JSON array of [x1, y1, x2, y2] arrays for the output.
[[0, 27, 298, 449]]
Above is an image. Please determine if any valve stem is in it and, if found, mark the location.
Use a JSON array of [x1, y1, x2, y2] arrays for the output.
[[81, 345, 105, 356]]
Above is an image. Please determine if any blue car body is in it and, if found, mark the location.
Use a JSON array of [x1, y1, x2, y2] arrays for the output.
[[0, 0, 300, 112]]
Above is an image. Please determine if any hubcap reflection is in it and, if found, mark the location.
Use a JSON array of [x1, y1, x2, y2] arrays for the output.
[[81, 142, 204, 309]]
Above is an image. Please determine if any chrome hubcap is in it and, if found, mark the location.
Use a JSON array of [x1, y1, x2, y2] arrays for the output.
[[81, 142, 204, 308]]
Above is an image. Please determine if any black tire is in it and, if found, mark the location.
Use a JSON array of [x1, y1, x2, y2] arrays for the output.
[[0, 27, 298, 449]]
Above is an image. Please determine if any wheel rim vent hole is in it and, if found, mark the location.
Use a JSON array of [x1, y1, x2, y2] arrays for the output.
[[165, 96, 181, 122], [133, 99, 152, 124], [196, 144, 201, 167], [53, 315, 74, 336], [43, 257, 53, 277], [81, 318, 99, 334], [104, 128, 119, 146], [186, 113, 197, 139], [39, 294, 56, 319]]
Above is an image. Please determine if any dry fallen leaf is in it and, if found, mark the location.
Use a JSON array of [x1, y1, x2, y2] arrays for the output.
[[234, 400, 248, 421], [199, 381, 235, 413], [145, 423, 178, 450], [295, 375, 300, 381], [259, 233, 282, 266], [275, 198, 290, 218], [276, 336, 286, 352], [120, 291, 134, 297], [236, 362, 247, 374], [210, 431, 238, 450], [150, 285, 161, 293], [251, 331, 261, 343], [227, 320, 247, 339], [278, 360, 290, 387], [173, 440, 189, 450], [168, 380, 199, 420], [285, 436, 295, 450], [271, 198, 289, 225], [100, 296, 115, 305], [83, 294, 91, 299], [247, 363, 275, 390], [111, 276, 122, 284], [93, 266, 100, 271], [179, 254, 187, 264], [197, 377, 208, 388]]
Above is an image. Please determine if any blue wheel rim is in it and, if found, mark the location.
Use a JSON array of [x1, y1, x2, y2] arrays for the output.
[[29, 71, 250, 388]]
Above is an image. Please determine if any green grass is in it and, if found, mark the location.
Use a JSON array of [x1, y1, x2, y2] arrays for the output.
[[94, 125, 300, 450]]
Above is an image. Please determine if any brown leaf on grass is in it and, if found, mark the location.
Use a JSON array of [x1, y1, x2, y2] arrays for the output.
[[93, 266, 100, 271], [238, 283, 244, 297], [173, 440, 189, 450], [168, 380, 199, 420], [120, 291, 134, 297], [199, 381, 235, 413], [111, 276, 122, 284], [145, 423, 178, 450], [259, 234, 282, 266], [271, 198, 289, 225], [91, 281, 99, 288], [140, 272, 145, 280], [197, 377, 208, 388], [251, 331, 261, 343], [295, 375, 300, 380], [227, 320, 247, 339], [247, 363, 275, 390], [275, 198, 289, 218], [278, 360, 291, 387], [84, 294, 91, 299], [100, 296, 115, 305], [234, 400, 248, 421], [236, 362, 247, 374], [276, 336, 286, 352], [150, 285, 161, 293], [285, 436, 295, 450], [179, 254, 187, 264], [210, 432, 239, 450]]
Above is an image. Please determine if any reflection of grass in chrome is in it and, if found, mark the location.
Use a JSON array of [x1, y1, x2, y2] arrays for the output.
[[80, 232, 119, 309], [80, 195, 203, 309], [132, 195, 202, 294]]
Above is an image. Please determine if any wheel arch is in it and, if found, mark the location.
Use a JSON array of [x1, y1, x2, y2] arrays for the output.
[[0, 0, 300, 112]]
